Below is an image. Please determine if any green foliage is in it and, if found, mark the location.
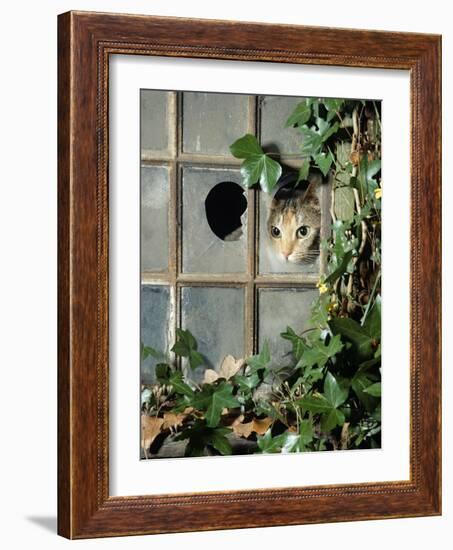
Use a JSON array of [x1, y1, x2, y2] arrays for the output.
[[141, 97, 382, 458], [172, 328, 204, 370], [230, 134, 282, 193]]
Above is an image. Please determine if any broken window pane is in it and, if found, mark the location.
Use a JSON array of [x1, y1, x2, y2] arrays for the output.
[[259, 95, 307, 156], [140, 90, 171, 154], [182, 166, 247, 273], [258, 287, 317, 368], [182, 92, 250, 156], [141, 285, 171, 384], [181, 286, 245, 381], [141, 165, 170, 272]]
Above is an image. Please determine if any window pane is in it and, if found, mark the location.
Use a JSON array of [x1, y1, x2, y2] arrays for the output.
[[141, 285, 171, 384], [181, 286, 245, 381], [258, 191, 320, 274], [182, 166, 247, 274], [140, 90, 171, 153], [141, 165, 170, 272], [259, 95, 306, 156], [258, 287, 317, 368], [182, 92, 250, 156]]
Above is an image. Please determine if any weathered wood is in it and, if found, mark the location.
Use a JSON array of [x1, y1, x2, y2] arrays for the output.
[[58, 10, 441, 539]]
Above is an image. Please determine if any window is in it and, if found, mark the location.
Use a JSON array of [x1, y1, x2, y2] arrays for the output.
[[140, 90, 330, 384]]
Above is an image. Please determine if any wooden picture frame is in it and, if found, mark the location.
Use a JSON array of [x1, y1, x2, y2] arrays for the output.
[[58, 10, 442, 538]]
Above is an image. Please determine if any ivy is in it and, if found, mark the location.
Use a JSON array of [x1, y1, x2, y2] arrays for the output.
[[141, 98, 382, 457]]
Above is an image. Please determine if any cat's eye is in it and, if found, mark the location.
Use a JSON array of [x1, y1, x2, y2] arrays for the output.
[[271, 226, 281, 238], [296, 225, 310, 238]]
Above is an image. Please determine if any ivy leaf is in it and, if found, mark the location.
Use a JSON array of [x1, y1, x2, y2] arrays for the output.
[[314, 151, 334, 176], [299, 335, 343, 369], [155, 363, 171, 383], [189, 350, 204, 370], [299, 119, 340, 158], [280, 327, 307, 360], [298, 393, 332, 414], [298, 419, 314, 447], [230, 134, 282, 193], [233, 372, 261, 393], [358, 157, 381, 195], [329, 317, 375, 359], [171, 328, 205, 370], [351, 368, 380, 411], [363, 294, 381, 340], [208, 431, 233, 455], [204, 382, 241, 428], [240, 154, 282, 193], [168, 371, 194, 397], [363, 382, 381, 397], [324, 371, 349, 408], [246, 341, 271, 373], [141, 344, 163, 361], [321, 408, 345, 432], [229, 133, 263, 158], [323, 99, 345, 122], [297, 160, 310, 182], [285, 99, 312, 128], [324, 250, 354, 284]]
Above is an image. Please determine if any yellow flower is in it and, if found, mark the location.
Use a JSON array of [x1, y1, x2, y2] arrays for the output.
[[316, 281, 329, 295], [374, 187, 382, 200]]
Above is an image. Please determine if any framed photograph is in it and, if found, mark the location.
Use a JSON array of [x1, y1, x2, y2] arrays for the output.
[[58, 11, 441, 538]]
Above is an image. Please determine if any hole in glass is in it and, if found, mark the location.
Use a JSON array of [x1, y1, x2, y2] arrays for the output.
[[205, 181, 247, 241]]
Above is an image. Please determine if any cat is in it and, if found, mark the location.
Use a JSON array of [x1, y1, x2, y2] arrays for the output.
[[264, 172, 322, 272]]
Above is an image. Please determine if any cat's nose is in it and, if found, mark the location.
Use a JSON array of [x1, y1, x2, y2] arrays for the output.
[[282, 251, 291, 260]]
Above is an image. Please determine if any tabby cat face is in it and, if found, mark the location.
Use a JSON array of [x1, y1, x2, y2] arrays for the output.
[[266, 180, 321, 264]]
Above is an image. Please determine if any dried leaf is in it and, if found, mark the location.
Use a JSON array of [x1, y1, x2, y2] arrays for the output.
[[219, 355, 245, 380], [340, 421, 350, 450], [141, 415, 164, 450], [162, 412, 186, 431], [202, 355, 245, 384], [232, 416, 273, 439], [203, 369, 219, 384]]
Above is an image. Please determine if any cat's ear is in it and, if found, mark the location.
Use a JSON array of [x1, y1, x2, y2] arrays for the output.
[[303, 172, 323, 207]]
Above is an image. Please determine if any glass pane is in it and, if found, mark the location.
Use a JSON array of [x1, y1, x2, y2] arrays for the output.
[[182, 166, 247, 274], [141, 165, 170, 272], [258, 287, 317, 368], [181, 286, 245, 382], [258, 190, 320, 274], [141, 285, 171, 384], [140, 90, 171, 153], [259, 95, 306, 156], [182, 92, 250, 156]]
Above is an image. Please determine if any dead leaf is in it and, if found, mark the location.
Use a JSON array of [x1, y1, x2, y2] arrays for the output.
[[232, 416, 273, 439], [162, 412, 186, 431], [202, 355, 245, 385], [219, 355, 245, 379], [203, 369, 219, 384], [141, 415, 164, 450], [340, 422, 350, 450]]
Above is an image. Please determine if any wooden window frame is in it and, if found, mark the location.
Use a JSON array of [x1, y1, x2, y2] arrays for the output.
[[58, 11, 442, 538], [141, 90, 328, 362]]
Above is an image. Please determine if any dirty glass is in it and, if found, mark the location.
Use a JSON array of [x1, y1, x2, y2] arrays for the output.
[[259, 95, 306, 156], [258, 287, 317, 368], [141, 285, 171, 384], [181, 286, 245, 381], [181, 166, 247, 274], [141, 165, 170, 272], [140, 90, 171, 154], [182, 92, 249, 156]]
